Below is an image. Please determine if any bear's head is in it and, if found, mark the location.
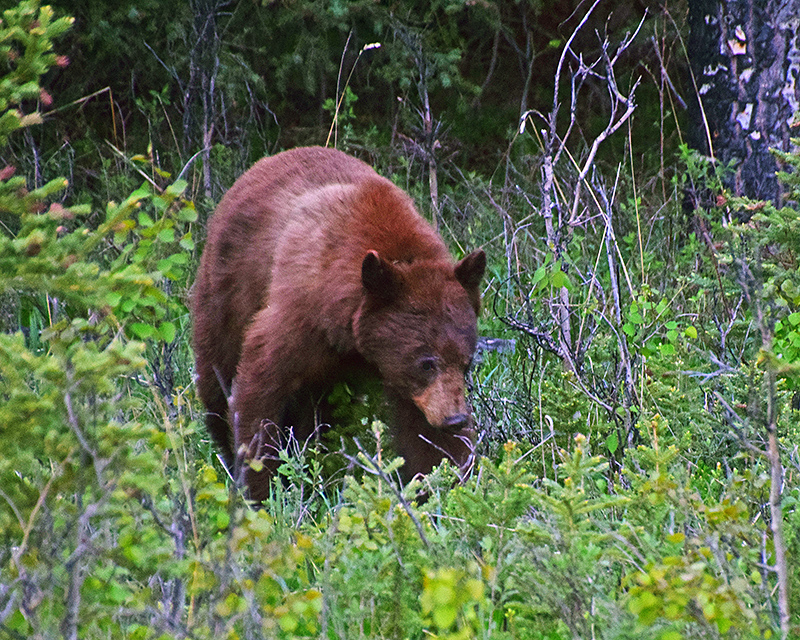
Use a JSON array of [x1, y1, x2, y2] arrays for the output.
[[354, 249, 486, 432]]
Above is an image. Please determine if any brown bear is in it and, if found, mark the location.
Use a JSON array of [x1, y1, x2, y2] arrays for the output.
[[192, 146, 485, 502]]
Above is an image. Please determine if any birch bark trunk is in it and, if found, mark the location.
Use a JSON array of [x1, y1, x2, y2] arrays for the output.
[[688, 0, 800, 203]]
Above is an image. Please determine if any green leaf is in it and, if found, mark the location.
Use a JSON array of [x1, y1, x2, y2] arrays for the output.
[[157, 257, 176, 273], [152, 195, 168, 213], [432, 604, 457, 629], [5, 610, 31, 636], [106, 582, 131, 604], [130, 322, 155, 339], [166, 179, 188, 197], [550, 269, 572, 290], [684, 326, 698, 339], [215, 509, 230, 530], [278, 612, 299, 632], [628, 590, 659, 615], [138, 212, 154, 228], [622, 323, 635, 337], [158, 321, 176, 343], [106, 291, 122, 307], [606, 431, 619, 454], [177, 204, 198, 222]]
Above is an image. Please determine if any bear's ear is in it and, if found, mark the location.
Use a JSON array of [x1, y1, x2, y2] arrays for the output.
[[362, 250, 400, 302], [454, 249, 486, 293]]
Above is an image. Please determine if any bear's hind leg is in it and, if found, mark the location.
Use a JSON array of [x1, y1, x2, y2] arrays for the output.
[[195, 357, 236, 470]]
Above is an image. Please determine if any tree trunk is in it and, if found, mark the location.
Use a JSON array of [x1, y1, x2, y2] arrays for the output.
[[185, 0, 225, 198], [688, 0, 800, 203]]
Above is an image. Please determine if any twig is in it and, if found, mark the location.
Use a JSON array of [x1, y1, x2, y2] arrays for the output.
[[42, 86, 113, 116], [415, 431, 476, 482], [176, 146, 212, 182], [105, 141, 162, 191], [325, 38, 381, 148], [649, 35, 687, 110], [346, 437, 431, 549]]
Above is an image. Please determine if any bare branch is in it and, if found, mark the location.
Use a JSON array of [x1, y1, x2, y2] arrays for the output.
[[345, 437, 431, 549]]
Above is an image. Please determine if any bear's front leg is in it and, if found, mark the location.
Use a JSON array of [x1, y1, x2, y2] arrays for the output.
[[232, 306, 337, 503], [389, 396, 476, 482]]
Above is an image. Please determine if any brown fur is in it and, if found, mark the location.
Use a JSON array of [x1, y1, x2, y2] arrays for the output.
[[192, 147, 485, 502]]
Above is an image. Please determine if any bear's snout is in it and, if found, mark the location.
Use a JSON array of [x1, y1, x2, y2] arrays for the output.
[[440, 413, 470, 432], [411, 368, 471, 431]]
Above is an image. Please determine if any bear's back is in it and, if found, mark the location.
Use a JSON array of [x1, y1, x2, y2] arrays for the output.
[[213, 147, 378, 230], [199, 148, 447, 313], [195, 148, 378, 316]]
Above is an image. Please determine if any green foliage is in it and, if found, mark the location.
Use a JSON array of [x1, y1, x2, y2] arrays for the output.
[[730, 140, 800, 385], [1, 177, 194, 333], [622, 419, 769, 639], [0, 7, 320, 637], [675, 143, 736, 204], [531, 253, 573, 293], [620, 288, 698, 359], [421, 566, 486, 638], [310, 431, 783, 638], [0, 0, 72, 146]]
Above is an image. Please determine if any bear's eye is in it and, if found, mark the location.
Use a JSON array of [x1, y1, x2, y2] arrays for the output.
[[419, 357, 437, 373]]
